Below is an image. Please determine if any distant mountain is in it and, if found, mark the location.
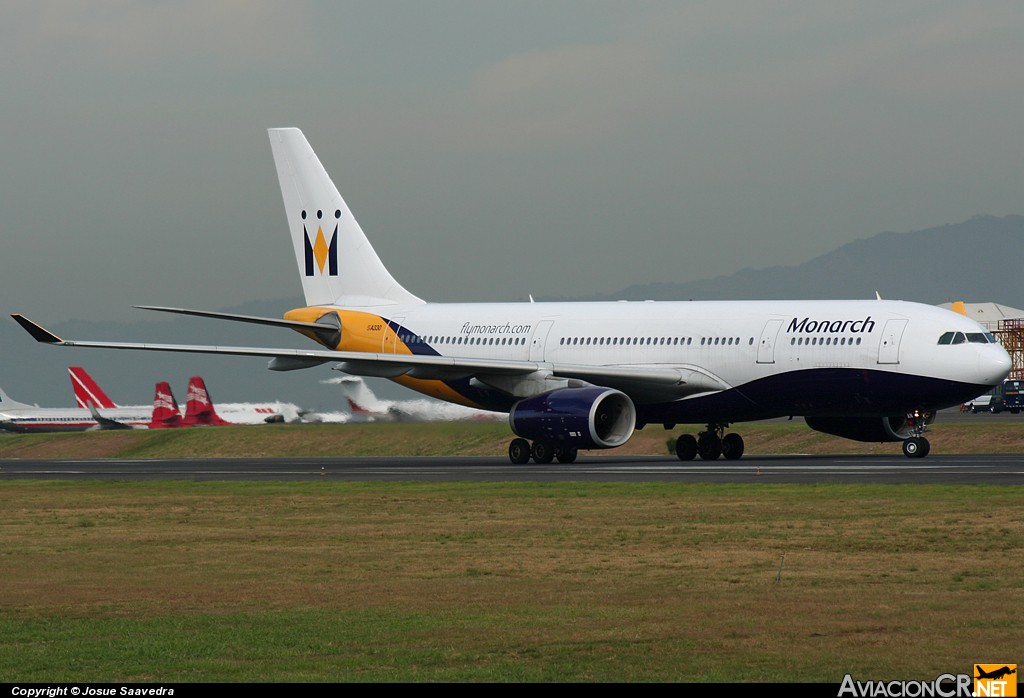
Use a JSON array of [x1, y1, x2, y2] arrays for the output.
[[3, 216, 1020, 409], [570, 215, 1024, 306]]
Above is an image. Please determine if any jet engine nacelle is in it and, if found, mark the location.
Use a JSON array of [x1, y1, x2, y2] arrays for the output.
[[509, 387, 636, 449], [804, 412, 935, 443]]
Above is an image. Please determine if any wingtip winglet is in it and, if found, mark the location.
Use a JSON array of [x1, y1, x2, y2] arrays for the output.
[[10, 314, 64, 344]]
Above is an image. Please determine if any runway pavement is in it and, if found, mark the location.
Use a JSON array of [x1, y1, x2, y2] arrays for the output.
[[1, 453, 1022, 484]]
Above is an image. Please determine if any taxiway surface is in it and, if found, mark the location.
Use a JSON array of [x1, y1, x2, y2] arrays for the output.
[[1, 454, 1022, 484]]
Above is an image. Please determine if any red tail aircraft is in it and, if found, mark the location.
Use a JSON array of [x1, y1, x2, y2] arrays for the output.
[[148, 381, 183, 429], [182, 376, 233, 426], [69, 366, 119, 409]]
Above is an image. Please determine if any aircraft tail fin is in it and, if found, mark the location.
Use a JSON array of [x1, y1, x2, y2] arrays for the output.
[[346, 398, 377, 416], [149, 381, 182, 429], [183, 376, 231, 426], [268, 128, 423, 308], [0, 385, 31, 409], [69, 367, 118, 409]]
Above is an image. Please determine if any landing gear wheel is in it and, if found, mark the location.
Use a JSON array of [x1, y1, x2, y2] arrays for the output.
[[721, 433, 745, 460], [555, 447, 578, 464], [531, 441, 555, 465], [698, 435, 723, 461], [509, 438, 531, 464], [675, 434, 698, 461], [902, 437, 930, 459]]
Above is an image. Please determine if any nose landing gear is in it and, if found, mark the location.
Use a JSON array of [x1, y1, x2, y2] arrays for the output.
[[901, 410, 932, 459], [902, 436, 930, 458]]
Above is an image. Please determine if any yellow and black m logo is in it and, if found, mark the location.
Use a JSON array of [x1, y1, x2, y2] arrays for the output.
[[304, 225, 338, 277]]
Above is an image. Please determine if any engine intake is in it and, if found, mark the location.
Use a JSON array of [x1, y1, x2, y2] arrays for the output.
[[509, 387, 636, 449]]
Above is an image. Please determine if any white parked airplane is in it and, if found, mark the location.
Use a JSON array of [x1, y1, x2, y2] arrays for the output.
[[0, 376, 153, 432], [328, 375, 501, 423], [11, 128, 1011, 461]]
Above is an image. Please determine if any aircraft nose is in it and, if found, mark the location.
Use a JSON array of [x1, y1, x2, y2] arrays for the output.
[[979, 345, 1012, 385]]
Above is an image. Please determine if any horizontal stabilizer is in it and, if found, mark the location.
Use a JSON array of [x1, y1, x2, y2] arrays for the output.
[[134, 305, 339, 332]]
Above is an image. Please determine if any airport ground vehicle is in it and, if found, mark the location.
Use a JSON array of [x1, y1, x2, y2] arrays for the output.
[[963, 394, 994, 413], [989, 379, 1022, 414], [963, 379, 1022, 413]]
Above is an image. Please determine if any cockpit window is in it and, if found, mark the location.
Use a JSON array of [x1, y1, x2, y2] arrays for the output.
[[939, 331, 996, 345], [937, 331, 968, 345]]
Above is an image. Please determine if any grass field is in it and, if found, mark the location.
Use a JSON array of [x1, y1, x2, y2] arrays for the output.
[[1, 422, 1022, 682]]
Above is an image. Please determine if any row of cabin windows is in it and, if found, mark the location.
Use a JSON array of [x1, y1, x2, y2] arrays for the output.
[[399, 334, 527, 346], [404, 332, 999, 349], [558, 336, 754, 347], [560, 336, 691, 347], [397, 331, 998, 348], [790, 337, 864, 346]]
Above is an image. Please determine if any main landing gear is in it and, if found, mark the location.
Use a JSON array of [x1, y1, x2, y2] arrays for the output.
[[675, 424, 745, 461], [508, 438, 578, 464]]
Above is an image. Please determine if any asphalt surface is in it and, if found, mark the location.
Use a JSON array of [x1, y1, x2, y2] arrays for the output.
[[1, 453, 1022, 484], [2, 408, 1020, 484]]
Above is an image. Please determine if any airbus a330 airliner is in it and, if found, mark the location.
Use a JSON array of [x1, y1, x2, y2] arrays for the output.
[[12, 128, 1011, 462]]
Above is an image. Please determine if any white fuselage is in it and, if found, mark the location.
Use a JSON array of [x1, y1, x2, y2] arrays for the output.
[[333, 297, 1008, 421], [0, 405, 152, 433]]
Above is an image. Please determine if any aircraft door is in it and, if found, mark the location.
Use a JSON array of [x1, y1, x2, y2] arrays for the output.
[[878, 319, 907, 364], [386, 316, 405, 353], [529, 321, 554, 362], [757, 319, 784, 364]]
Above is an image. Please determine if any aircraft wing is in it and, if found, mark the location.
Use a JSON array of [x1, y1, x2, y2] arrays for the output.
[[85, 403, 135, 431], [11, 314, 725, 397]]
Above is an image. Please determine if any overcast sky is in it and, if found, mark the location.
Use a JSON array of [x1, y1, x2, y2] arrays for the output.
[[3, 1, 1023, 324]]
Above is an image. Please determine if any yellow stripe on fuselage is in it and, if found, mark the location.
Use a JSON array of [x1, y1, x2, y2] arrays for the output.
[[392, 375, 489, 409], [283, 306, 489, 410], [284, 307, 399, 353]]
